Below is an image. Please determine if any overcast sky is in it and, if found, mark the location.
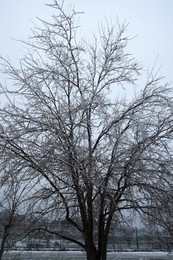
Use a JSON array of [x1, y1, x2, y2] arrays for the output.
[[0, 0, 173, 90]]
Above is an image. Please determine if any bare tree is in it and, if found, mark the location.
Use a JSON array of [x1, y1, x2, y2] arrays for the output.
[[0, 168, 32, 259], [142, 184, 173, 251], [0, 1, 173, 259]]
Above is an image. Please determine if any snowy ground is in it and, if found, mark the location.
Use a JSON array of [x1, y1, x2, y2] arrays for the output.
[[110, 251, 173, 259], [2, 251, 173, 259]]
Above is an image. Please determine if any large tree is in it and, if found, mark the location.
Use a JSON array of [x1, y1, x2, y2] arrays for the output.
[[0, 1, 173, 259]]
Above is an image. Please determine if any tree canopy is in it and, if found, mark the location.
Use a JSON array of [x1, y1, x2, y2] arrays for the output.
[[0, 1, 173, 259]]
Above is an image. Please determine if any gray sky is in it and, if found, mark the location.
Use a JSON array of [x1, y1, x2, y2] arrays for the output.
[[0, 0, 173, 87]]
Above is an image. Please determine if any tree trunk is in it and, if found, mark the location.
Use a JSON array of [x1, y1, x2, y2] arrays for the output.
[[86, 241, 108, 260], [100, 243, 108, 260], [86, 247, 98, 260], [86, 251, 108, 260], [85, 235, 97, 260]]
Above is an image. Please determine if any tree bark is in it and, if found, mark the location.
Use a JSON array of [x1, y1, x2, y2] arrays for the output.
[[85, 237, 108, 260], [85, 239, 97, 260]]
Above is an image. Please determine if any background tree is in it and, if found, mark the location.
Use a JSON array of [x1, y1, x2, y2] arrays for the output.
[[0, 167, 32, 259], [0, 1, 173, 259], [142, 184, 173, 251]]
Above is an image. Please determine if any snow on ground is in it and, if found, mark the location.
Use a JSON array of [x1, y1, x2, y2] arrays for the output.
[[110, 251, 173, 259], [3, 250, 173, 259]]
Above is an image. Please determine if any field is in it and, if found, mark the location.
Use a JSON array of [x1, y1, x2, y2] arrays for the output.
[[2, 251, 173, 260]]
